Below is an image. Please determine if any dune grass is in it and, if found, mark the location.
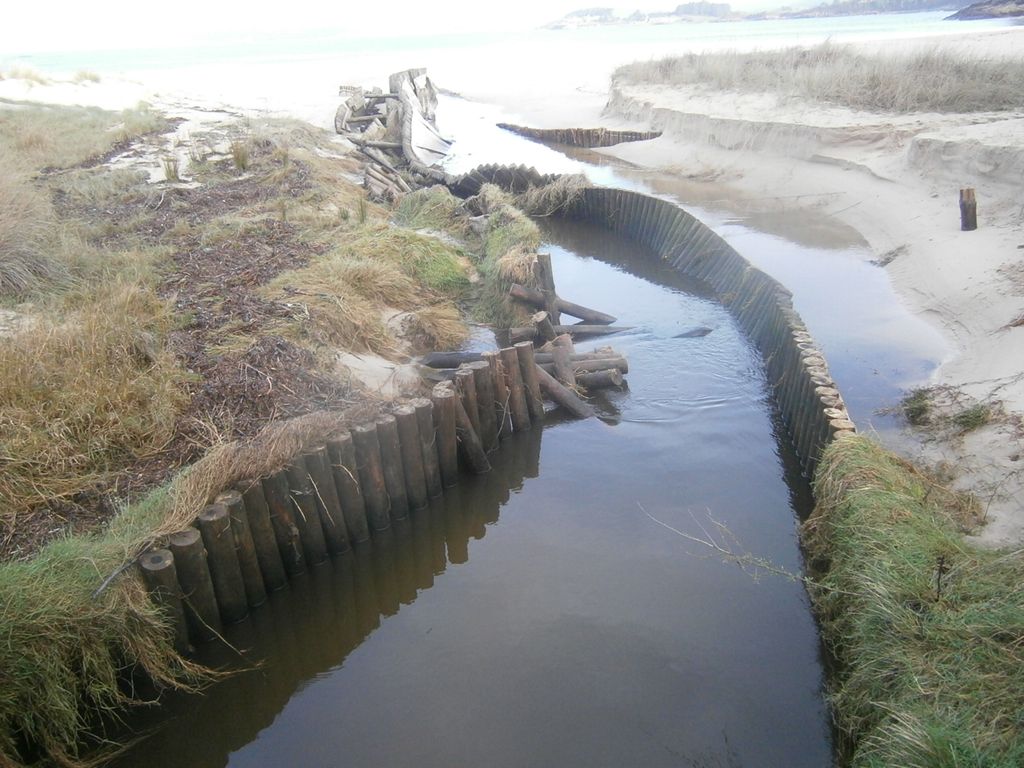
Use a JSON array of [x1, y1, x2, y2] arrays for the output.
[[613, 42, 1024, 113], [806, 435, 1024, 767]]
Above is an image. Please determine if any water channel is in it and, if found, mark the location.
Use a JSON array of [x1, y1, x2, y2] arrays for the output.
[[114, 97, 948, 768]]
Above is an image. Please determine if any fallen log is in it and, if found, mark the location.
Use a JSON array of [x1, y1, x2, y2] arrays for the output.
[[421, 349, 623, 369], [577, 369, 624, 390], [509, 283, 617, 325], [537, 356, 628, 376], [508, 324, 634, 343], [534, 365, 594, 419]]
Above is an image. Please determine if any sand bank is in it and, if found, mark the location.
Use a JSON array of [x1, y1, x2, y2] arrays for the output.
[[594, 28, 1024, 545]]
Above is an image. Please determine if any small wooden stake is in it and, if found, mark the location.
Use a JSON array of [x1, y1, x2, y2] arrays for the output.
[[532, 311, 557, 343], [197, 503, 248, 624], [139, 549, 190, 654], [169, 528, 222, 642], [551, 335, 576, 387], [959, 187, 977, 231]]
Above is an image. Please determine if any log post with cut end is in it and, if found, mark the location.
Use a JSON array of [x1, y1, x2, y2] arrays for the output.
[[304, 446, 351, 555], [395, 404, 429, 510], [535, 364, 595, 419], [352, 423, 391, 532], [452, 387, 491, 474], [468, 360, 498, 450], [412, 397, 443, 498], [431, 382, 459, 487], [376, 414, 410, 521], [285, 458, 329, 566], [500, 346, 532, 432], [577, 369, 624, 390], [959, 187, 977, 231], [197, 503, 248, 624], [534, 252, 561, 325], [327, 433, 371, 544], [483, 350, 513, 439], [261, 469, 306, 577], [216, 490, 267, 608], [453, 366, 481, 437], [514, 341, 545, 422], [139, 548, 190, 654], [236, 479, 288, 591], [551, 334, 576, 387], [169, 528, 222, 642], [532, 311, 557, 343]]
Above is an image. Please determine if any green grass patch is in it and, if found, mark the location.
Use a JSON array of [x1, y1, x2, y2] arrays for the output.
[[951, 404, 991, 433], [806, 436, 1024, 767], [902, 387, 932, 426]]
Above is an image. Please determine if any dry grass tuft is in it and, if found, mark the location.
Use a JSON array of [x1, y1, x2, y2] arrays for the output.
[[0, 282, 189, 537], [0, 167, 67, 297], [514, 174, 587, 217], [614, 42, 1024, 114]]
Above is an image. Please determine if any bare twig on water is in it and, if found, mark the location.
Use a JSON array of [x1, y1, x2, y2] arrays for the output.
[[637, 502, 852, 595]]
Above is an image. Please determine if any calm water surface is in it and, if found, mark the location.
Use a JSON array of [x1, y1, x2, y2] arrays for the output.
[[115, 220, 832, 768]]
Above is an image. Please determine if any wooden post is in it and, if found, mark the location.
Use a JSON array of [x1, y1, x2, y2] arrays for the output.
[[535, 364, 595, 419], [508, 283, 616, 324], [453, 366, 481, 437], [532, 311, 557, 343], [216, 490, 267, 608], [469, 360, 498, 450], [514, 341, 545, 422], [534, 252, 561, 325], [412, 397, 443, 498], [261, 469, 305, 577], [551, 335, 576, 387], [139, 549, 190, 654], [959, 188, 977, 231], [352, 423, 391, 531], [482, 350, 513, 439], [197, 503, 248, 624], [326, 433, 371, 544], [236, 480, 287, 591], [304, 447, 351, 554], [500, 346, 532, 432], [285, 458, 329, 566], [376, 414, 410, 521], [169, 528, 222, 642], [452, 388, 491, 474], [394, 404, 429, 510], [431, 382, 459, 487]]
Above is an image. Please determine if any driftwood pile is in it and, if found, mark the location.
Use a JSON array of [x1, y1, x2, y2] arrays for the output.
[[421, 254, 627, 445], [336, 68, 452, 202]]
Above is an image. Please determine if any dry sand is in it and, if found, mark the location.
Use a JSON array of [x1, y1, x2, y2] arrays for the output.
[[592, 28, 1024, 546]]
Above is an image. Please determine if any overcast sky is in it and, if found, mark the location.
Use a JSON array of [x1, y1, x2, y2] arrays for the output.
[[1, 0, 778, 55]]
